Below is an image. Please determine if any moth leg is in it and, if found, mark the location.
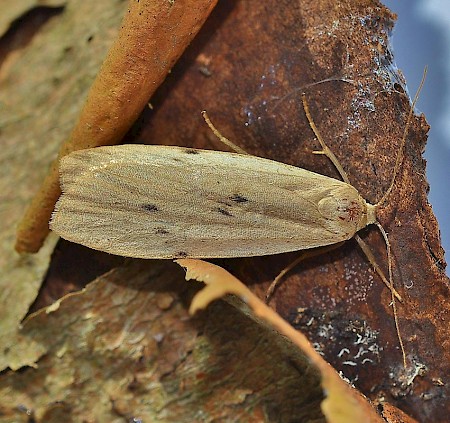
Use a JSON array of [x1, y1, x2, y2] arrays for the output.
[[266, 242, 345, 303], [302, 93, 406, 366], [354, 234, 402, 301], [302, 94, 403, 301], [201, 111, 249, 155], [301, 93, 351, 184], [302, 94, 402, 289]]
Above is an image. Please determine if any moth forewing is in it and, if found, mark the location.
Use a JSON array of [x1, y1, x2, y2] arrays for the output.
[[50, 145, 375, 259]]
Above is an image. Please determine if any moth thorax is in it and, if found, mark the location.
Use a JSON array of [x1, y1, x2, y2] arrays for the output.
[[318, 187, 371, 233]]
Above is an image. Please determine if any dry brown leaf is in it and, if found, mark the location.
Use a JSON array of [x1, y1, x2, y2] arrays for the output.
[[374, 401, 420, 423]]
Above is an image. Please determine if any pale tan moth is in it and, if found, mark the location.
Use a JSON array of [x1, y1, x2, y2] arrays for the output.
[[50, 74, 425, 368], [51, 142, 377, 258]]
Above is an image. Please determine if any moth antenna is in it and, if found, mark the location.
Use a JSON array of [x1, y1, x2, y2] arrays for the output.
[[367, 69, 427, 370], [272, 76, 355, 112], [201, 111, 249, 155], [376, 67, 427, 208], [355, 232, 405, 367], [303, 94, 402, 293]]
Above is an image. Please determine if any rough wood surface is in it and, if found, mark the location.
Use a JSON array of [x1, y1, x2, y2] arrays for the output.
[[1, 0, 448, 422]]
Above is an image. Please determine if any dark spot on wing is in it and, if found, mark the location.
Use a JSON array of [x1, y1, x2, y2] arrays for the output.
[[175, 251, 188, 258], [217, 207, 233, 217], [142, 204, 158, 212], [229, 194, 248, 203], [185, 148, 200, 155], [155, 228, 169, 235]]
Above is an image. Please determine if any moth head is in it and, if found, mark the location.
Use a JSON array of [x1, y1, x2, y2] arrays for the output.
[[318, 186, 375, 236]]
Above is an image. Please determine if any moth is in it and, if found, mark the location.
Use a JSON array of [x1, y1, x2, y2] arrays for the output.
[[50, 87, 418, 306], [50, 143, 376, 261]]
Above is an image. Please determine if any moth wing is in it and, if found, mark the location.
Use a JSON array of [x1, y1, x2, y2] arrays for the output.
[[51, 145, 364, 258]]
